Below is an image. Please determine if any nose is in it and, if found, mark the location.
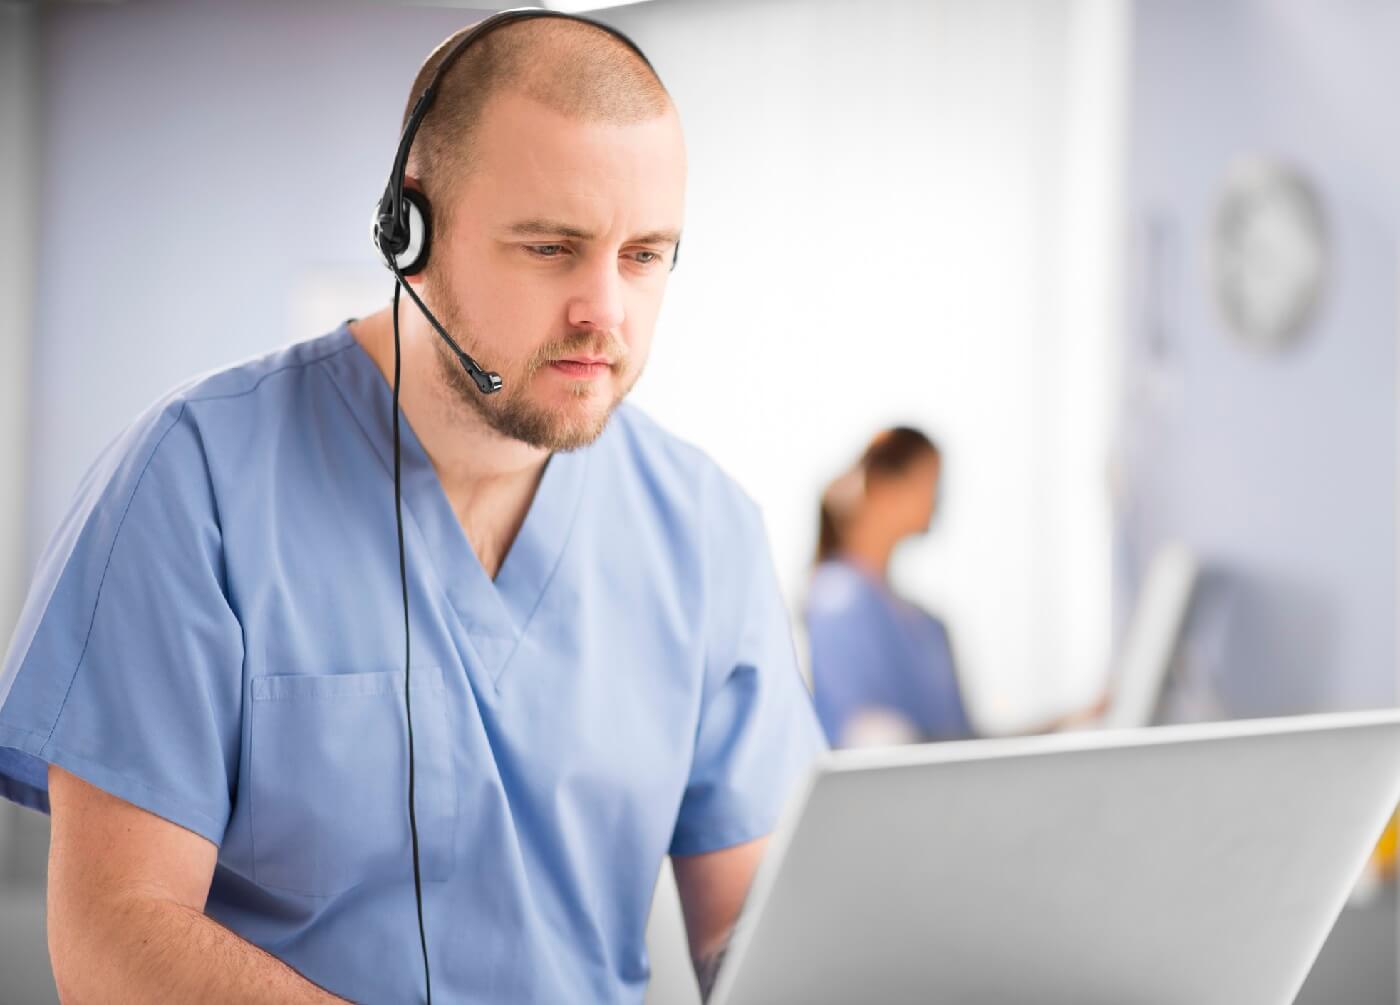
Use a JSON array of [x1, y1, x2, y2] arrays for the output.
[[566, 258, 626, 333]]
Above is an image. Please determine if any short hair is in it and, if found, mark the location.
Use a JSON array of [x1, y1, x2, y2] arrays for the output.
[[817, 427, 941, 563], [400, 17, 672, 234], [860, 426, 941, 481]]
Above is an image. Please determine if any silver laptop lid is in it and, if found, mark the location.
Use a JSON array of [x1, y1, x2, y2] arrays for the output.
[[712, 711, 1400, 1005]]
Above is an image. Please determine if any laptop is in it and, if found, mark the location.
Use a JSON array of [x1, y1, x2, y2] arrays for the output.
[[709, 710, 1400, 1005]]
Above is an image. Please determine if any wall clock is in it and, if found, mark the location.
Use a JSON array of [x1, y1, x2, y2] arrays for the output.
[[1209, 159, 1327, 353]]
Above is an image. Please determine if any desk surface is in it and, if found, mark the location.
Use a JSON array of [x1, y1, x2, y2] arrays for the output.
[[1296, 883, 1396, 1005]]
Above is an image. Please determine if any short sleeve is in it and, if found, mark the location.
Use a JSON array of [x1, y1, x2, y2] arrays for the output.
[[0, 403, 243, 845], [670, 482, 826, 857]]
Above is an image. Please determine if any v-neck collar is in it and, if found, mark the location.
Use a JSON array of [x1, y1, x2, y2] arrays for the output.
[[320, 324, 590, 686]]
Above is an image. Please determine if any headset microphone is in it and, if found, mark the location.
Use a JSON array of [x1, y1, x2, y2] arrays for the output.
[[379, 249, 504, 395]]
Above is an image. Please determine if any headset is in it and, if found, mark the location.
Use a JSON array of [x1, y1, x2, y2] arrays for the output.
[[370, 9, 662, 1003]]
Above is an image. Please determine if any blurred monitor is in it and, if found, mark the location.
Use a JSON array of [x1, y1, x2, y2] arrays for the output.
[[1102, 542, 1199, 729]]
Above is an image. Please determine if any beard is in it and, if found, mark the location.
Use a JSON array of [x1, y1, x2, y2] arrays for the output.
[[424, 280, 638, 452]]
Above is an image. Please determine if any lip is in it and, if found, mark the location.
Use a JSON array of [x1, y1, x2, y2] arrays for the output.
[[548, 359, 613, 379]]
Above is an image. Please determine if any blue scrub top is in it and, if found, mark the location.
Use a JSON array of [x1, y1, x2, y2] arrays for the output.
[[805, 558, 973, 746], [0, 325, 825, 1003]]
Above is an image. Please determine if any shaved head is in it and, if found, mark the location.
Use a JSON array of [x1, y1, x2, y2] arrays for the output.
[[402, 17, 673, 233], [388, 15, 686, 454]]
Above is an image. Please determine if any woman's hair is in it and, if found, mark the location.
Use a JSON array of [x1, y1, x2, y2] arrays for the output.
[[816, 426, 940, 563]]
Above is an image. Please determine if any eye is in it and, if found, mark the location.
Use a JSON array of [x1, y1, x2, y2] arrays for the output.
[[630, 250, 663, 266], [526, 244, 568, 259]]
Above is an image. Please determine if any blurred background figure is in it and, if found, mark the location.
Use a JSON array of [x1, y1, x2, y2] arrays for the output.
[[806, 426, 1111, 749], [806, 427, 973, 748]]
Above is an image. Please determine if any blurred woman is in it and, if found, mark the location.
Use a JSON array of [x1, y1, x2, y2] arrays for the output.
[[805, 427, 973, 747]]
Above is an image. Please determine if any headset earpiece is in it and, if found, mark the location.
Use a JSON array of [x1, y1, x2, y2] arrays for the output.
[[396, 188, 432, 276], [376, 187, 432, 277]]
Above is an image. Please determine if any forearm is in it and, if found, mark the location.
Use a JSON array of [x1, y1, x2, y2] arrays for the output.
[[674, 838, 767, 1003], [51, 894, 349, 1004]]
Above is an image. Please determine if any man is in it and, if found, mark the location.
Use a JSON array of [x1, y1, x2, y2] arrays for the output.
[[0, 14, 824, 1003]]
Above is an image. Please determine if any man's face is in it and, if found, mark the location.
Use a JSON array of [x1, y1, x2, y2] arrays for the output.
[[419, 91, 686, 451]]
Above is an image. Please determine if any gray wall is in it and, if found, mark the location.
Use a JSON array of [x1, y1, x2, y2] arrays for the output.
[[0, 0, 38, 650], [27, 0, 492, 557], [1121, 0, 1400, 719], [1, 0, 41, 883], [0, 9, 53, 1002]]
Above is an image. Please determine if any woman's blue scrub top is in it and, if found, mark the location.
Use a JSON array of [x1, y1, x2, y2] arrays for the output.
[[0, 325, 825, 1003], [805, 558, 973, 746]]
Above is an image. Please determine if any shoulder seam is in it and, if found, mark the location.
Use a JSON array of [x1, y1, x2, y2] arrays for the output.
[[38, 401, 194, 757], [180, 342, 357, 407]]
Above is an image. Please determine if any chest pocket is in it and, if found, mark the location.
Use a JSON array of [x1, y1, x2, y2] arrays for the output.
[[249, 667, 456, 897]]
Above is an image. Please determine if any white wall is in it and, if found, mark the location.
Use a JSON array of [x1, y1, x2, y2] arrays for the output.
[[609, 0, 1123, 731]]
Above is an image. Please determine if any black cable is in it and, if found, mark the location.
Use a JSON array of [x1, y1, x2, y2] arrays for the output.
[[392, 281, 433, 1005]]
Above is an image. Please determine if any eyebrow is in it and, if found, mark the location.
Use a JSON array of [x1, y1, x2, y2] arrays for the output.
[[506, 219, 681, 246]]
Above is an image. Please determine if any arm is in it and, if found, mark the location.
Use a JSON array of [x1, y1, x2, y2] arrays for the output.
[[672, 836, 767, 1001], [47, 765, 348, 1004]]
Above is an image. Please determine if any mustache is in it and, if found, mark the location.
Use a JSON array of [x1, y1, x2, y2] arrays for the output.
[[527, 332, 629, 372]]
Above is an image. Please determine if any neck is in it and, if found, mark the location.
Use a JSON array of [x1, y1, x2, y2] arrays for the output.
[[839, 519, 899, 581], [350, 302, 548, 577]]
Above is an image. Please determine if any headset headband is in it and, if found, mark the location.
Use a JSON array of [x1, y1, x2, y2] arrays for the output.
[[374, 7, 657, 264]]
